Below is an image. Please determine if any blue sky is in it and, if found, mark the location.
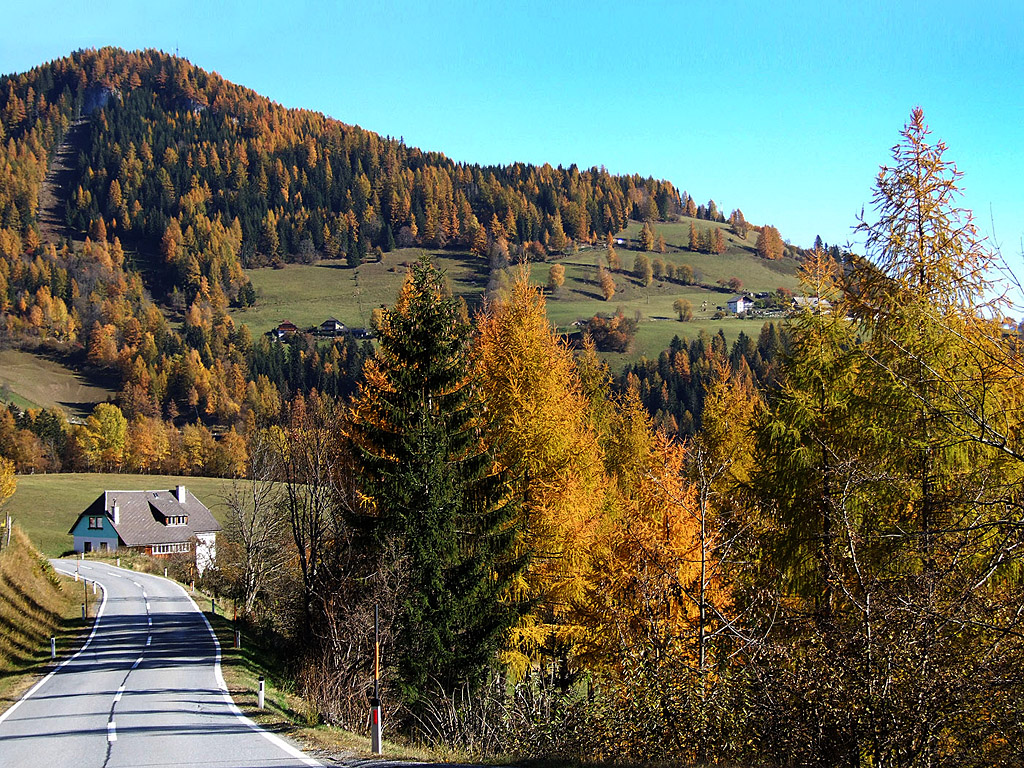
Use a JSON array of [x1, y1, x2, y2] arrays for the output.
[[3, 1, 1023, 265]]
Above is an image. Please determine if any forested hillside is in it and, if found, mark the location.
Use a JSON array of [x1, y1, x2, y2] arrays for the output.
[[0, 47, 786, 475], [2, 46, 1023, 767], [1, 47, 699, 305]]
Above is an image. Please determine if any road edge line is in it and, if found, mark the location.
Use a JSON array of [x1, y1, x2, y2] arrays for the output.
[[168, 577, 322, 767], [0, 562, 109, 726]]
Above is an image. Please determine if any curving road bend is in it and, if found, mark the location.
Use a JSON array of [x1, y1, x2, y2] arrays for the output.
[[0, 559, 320, 767]]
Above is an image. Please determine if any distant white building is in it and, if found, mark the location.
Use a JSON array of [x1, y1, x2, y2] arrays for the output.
[[791, 296, 832, 313], [727, 295, 754, 314]]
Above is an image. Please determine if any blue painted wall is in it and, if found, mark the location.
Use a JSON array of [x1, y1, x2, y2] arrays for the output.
[[70, 514, 120, 543]]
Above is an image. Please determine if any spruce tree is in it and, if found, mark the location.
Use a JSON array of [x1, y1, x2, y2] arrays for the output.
[[350, 255, 524, 707]]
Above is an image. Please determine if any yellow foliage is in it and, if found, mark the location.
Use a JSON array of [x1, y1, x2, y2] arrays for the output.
[[0, 456, 15, 508], [477, 272, 610, 669], [587, 428, 731, 674]]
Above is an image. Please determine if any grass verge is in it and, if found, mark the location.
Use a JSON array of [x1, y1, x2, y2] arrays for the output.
[[197, 598, 441, 763], [0, 527, 91, 716]]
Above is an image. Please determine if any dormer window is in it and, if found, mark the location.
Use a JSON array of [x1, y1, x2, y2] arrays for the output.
[[166, 515, 188, 526]]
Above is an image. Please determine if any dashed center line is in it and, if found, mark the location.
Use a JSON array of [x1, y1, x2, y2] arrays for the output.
[[131, 655, 143, 671], [146, 635, 152, 647], [107, 721, 117, 742], [114, 685, 125, 703]]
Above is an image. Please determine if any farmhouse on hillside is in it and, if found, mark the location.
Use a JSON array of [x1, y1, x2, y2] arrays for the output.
[[68, 486, 221, 574], [318, 317, 347, 336], [791, 295, 832, 313], [271, 320, 300, 340], [727, 294, 754, 314]]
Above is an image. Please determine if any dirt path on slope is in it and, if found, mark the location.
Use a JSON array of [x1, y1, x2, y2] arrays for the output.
[[36, 118, 89, 247]]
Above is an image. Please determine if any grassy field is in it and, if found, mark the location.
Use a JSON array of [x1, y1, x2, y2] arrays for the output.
[[0, 349, 117, 418], [0, 527, 86, 716], [4, 473, 237, 557], [233, 220, 799, 363], [230, 247, 491, 333]]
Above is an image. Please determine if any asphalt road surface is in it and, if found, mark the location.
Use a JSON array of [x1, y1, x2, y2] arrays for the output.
[[0, 559, 320, 767]]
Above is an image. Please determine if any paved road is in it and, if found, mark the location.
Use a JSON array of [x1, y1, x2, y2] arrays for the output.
[[0, 559, 320, 767]]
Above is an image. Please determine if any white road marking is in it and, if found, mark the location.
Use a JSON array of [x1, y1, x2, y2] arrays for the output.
[[114, 685, 125, 703], [142, 590, 147, 598], [146, 635, 151, 647], [183, 589, 322, 766], [147, 617, 152, 627], [0, 567, 108, 727], [131, 655, 143, 670], [145, 601, 151, 611], [132, 581, 141, 587], [107, 721, 116, 742]]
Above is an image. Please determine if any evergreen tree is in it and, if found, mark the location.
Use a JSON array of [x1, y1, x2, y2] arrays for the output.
[[350, 255, 524, 706]]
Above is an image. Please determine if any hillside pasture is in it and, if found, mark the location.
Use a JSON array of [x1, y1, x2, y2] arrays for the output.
[[233, 232, 798, 362], [231, 248, 489, 334], [0, 349, 117, 418], [4, 473, 237, 557]]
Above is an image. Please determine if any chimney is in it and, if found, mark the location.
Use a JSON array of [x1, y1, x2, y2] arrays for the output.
[[176, 485, 186, 503], [112, 502, 120, 525]]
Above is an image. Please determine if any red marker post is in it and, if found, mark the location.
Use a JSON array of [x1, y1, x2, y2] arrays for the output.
[[370, 603, 382, 754]]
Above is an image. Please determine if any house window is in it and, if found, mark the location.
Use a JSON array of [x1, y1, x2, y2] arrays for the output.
[[88, 516, 104, 529], [166, 515, 188, 526], [151, 542, 191, 555]]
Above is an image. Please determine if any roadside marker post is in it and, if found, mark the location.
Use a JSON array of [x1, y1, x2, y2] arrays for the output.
[[164, 567, 168, 578], [116, 557, 120, 567], [50, 637, 55, 659], [81, 603, 85, 620], [370, 603, 382, 754], [93, 581, 97, 595], [234, 629, 241, 650], [258, 676, 265, 710]]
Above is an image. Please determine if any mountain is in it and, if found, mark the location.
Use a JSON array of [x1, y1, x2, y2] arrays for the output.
[[0, 47, 805, 475], [0, 47, 707, 308]]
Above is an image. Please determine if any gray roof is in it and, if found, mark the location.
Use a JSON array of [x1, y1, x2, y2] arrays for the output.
[[70, 487, 222, 547]]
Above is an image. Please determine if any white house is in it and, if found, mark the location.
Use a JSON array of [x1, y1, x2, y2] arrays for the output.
[[727, 295, 754, 314]]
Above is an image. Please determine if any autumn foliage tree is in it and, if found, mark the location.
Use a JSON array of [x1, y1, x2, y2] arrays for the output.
[[350, 256, 525, 706], [598, 265, 616, 301], [755, 224, 784, 260], [748, 109, 1024, 766], [547, 263, 565, 291], [477, 272, 609, 676]]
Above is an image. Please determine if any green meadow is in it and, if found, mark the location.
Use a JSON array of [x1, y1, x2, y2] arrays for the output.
[[232, 218, 800, 363], [3, 473, 236, 557]]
